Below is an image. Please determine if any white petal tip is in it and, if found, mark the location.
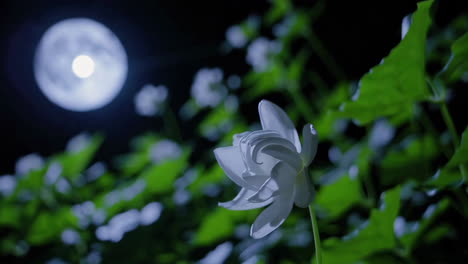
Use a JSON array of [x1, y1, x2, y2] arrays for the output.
[[218, 201, 230, 208], [250, 228, 269, 239], [307, 124, 317, 136]]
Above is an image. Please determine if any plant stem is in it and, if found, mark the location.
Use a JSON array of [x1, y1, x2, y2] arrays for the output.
[[288, 88, 315, 122], [305, 29, 346, 81], [440, 103, 467, 181], [308, 205, 323, 264]]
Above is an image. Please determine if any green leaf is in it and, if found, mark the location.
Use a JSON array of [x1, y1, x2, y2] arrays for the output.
[[339, 0, 433, 124], [54, 134, 103, 180], [425, 167, 463, 188], [193, 208, 235, 246], [400, 199, 450, 251], [143, 150, 189, 194], [315, 174, 363, 219], [265, 0, 292, 25], [188, 165, 223, 195], [27, 208, 77, 245], [244, 62, 284, 99], [380, 135, 438, 185], [443, 32, 468, 81], [318, 186, 401, 264], [0, 203, 21, 228], [446, 126, 468, 167]]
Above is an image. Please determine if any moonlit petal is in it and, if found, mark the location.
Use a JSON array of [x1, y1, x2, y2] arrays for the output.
[[301, 124, 318, 166], [258, 100, 301, 152], [214, 146, 251, 189], [244, 175, 270, 189], [233, 131, 251, 146], [247, 177, 279, 203], [294, 170, 314, 208], [250, 162, 296, 238], [219, 188, 273, 210], [261, 144, 303, 172]]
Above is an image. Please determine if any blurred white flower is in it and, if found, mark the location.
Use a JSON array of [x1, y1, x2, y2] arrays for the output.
[[224, 95, 239, 112], [15, 153, 44, 176], [86, 162, 107, 181], [369, 119, 395, 149], [246, 38, 281, 72], [45, 162, 62, 185], [199, 242, 233, 264], [214, 100, 318, 238], [134, 84, 168, 116], [401, 15, 411, 39], [0, 175, 16, 196], [96, 209, 140, 242], [140, 202, 163, 225], [226, 25, 247, 48], [273, 16, 294, 37], [150, 139, 182, 164], [61, 229, 80, 245], [46, 258, 68, 264], [227, 75, 241, 90], [56, 178, 71, 194], [191, 68, 227, 107], [66, 133, 91, 153]]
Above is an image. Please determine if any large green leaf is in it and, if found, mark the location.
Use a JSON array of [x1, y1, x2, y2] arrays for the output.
[[425, 167, 463, 188], [193, 208, 235, 246], [143, 150, 190, 194], [317, 186, 401, 264], [400, 199, 450, 251], [27, 208, 77, 245], [446, 126, 468, 168], [443, 32, 468, 81], [339, 0, 433, 124], [54, 134, 103, 180], [315, 174, 363, 219], [380, 135, 438, 185]]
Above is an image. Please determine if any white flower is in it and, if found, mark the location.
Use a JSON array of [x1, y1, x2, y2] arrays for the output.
[[134, 84, 168, 116], [149, 139, 183, 164], [226, 25, 247, 48], [191, 68, 227, 107], [15, 153, 44, 176], [246, 38, 281, 72], [66, 133, 91, 153], [214, 100, 318, 238]]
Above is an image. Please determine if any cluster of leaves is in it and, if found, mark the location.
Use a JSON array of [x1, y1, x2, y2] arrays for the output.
[[1, 0, 468, 263]]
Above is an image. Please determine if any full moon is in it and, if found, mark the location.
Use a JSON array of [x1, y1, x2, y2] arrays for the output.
[[34, 18, 128, 111], [72, 55, 95, 78]]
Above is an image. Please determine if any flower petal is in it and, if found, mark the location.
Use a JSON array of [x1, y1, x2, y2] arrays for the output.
[[261, 144, 303, 172], [294, 170, 314, 208], [300, 124, 318, 166], [219, 188, 273, 210], [233, 131, 251, 146], [250, 162, 296, 239], [247, 177, 279, 203], [213, 146, 251, 189], [258, 100, 301, 152]]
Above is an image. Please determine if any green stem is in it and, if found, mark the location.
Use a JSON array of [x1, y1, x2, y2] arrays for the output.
[[440, 103, 459, 146], [440, 103, 467, 181], [308, 205, 323, 264], [289, 88, 315, 122], [163, 106, 183, 142], [305, 29, 346, 81]]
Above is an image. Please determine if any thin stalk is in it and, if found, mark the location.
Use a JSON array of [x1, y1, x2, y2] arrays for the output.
[[440, 103, 467, 181], [308, 205, 322, 264], [305, 29, 346, 81], [288, 88, 315, 122]]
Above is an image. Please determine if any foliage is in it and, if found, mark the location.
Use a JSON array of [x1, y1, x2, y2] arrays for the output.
[[2, 0, 468, 263]]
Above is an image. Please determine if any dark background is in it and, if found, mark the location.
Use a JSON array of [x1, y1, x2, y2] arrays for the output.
[[0, 0, 466, 174]]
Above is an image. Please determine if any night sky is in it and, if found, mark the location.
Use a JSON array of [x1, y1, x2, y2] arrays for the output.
[[1, 0, 466, 174]]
